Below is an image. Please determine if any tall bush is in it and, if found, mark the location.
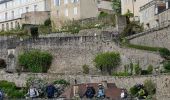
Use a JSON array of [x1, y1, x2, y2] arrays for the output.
[[18, 50, 53, 73], [94, 52, 121, 75]]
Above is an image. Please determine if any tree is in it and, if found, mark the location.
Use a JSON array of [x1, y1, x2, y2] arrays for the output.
[[112, 0, 121, 14], [124, 9, 134, 24], [94, 52, 121, 75]]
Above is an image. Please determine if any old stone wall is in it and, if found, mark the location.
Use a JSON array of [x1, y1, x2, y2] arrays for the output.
[[129, 26, 170, 50], [0, 70, 169, 100], [0, 30, 163, 74]]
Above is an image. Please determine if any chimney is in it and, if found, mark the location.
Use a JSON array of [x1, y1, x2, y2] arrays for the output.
[[101, 80, 108, 89], [73, 85, 79, 98]]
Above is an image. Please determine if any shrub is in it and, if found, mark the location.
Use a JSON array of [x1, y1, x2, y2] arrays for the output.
[[159, 48, 170, 59], [26, 77, 47, 97], [94, 52, 121, 75], [144, 79, 156, 95], [0, 80, 25, 98], [53, 79, 70, 86], [134, 62, 141, 75], [130, 86, 139, 96], [163, 61, 170, 72], [0, 58, 6, 68], [147, 65, 153, 74], [82, 64, 89, 74], [18, 50, 53, 73], [44, 18, 51, 26], [98, 11, 108, 18]]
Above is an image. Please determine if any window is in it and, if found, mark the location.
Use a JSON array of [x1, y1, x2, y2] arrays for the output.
[[26, 7, 29, 13], [65, 9, 68, 16], [11, 11, 14, 19], [11, 22, 13, 29], [2, 24, 4, 31], [5, 12, 7, 20], [74, 7, 78, 15], [34, 5, 38, 11], [71, 0, 79, 3], [64, 0, 68, 4], [6, 23, 9, 30], [54, 0, 60, 6]]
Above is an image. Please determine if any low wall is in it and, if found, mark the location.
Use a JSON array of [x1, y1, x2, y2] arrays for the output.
[[129, 26, 170, 50], [0, 71, 169, 100]]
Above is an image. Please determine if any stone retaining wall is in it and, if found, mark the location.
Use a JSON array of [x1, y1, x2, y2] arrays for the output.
[[0, 71, 169, 100]]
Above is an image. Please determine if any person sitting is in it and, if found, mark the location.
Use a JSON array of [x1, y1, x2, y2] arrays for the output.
[[96, 84, 105, 98], [120, 89, 127, 99], [82, 84, 95, 99], [26, 85, 39, 99], [46, 83, 57, 99]]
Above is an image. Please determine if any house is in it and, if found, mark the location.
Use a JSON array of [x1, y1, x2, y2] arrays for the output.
[[0, 0, 51, 31], [50, 0, 113, 30]]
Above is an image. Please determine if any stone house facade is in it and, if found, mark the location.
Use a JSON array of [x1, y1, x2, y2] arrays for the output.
[[51, 0, 113, 29]]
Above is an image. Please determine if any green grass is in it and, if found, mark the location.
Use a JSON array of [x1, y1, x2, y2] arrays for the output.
[[125, 43, 162, 52]]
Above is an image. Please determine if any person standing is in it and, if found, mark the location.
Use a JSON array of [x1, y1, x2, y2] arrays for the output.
[[0, 89, 4, 100], [46, 83, 57, 99]]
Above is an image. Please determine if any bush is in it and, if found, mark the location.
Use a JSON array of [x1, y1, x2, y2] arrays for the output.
[[44, 18, 51, 26], [0, 58, 6, 68], [0, 80, 25, 98], [163, 61, 170, 72], [147, 65, 153, 74], [26, 77, 47, 97], [159, 48, 170, 59], [134, 62, 141, 75], [82, 64, 89, 74], [53, 79, 70, 86], [130, 86, 139, 96], [94, 52, 121, 75], [98, 11, 108, 18], [18, 50, 53, 73], [144, 79, 156, 95]]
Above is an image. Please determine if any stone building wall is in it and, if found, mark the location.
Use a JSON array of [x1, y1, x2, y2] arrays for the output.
[[129, 26, 170, 50], [0, 70, 169, 100]]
